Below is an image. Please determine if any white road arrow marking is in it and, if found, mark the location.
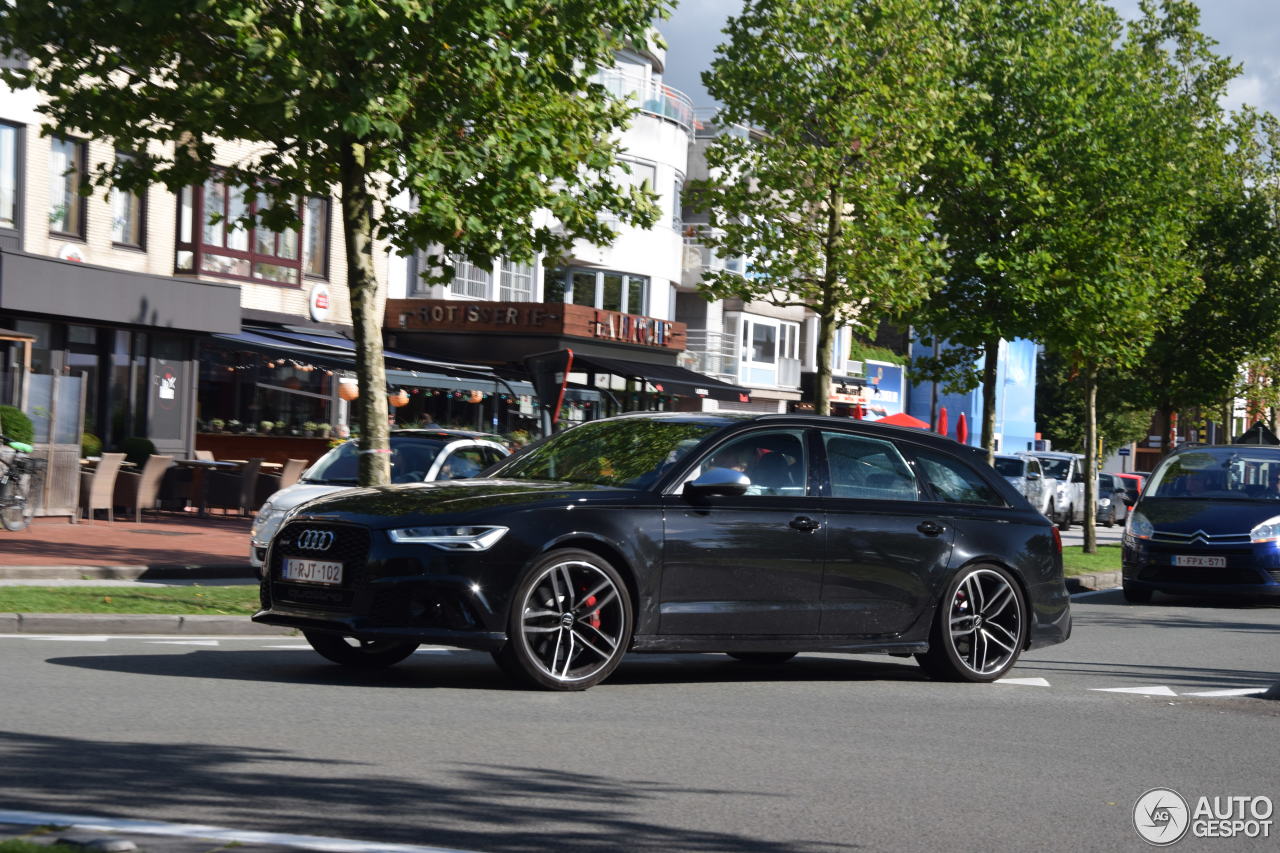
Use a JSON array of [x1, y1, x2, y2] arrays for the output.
[[145, 640, 220, 646], [1181, 687, 1269, 697], [1091, 685, 1178, 696]]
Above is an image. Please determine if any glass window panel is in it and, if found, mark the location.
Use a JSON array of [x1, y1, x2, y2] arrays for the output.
[[543, 269, 566, 303], [914, 448, 1005, 506], [304, 197, 327, 277], [627, 276, 646, 315], [822, 432, 918, 501], [449, 256, 491, 299], [253, 261, 299, 285], [602, 273, 623, 312], [178, 186, 193, 243], [671, 178, 683, 231], [571, 271, 596, 307], [49, 137, 83, 235], [202, 179, 225, 245], [227, 185, 250, 251], [499, 260, 534, 301], [277, 223, 299, 260], [0, 124, 16, 230], [752, 323, 777, 363]]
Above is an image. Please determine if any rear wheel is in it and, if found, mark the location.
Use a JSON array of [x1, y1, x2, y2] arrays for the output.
[[1122, 582, 1153, 604], [917, 565, 1026, 683], [726, 652, 797, 665], [494, 549, 633, 691], [304, 631, 419, 669]]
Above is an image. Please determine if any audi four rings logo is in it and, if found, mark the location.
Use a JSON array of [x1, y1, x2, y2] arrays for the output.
[[295, 529, 335, 551]]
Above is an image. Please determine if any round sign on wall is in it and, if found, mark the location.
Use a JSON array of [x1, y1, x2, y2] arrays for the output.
[[308, 283, 332, 322]]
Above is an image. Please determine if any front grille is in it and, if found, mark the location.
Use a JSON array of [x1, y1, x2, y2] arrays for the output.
[[1151, 529, 1250, 546], [269, 522, 371, 612], [1270, 570, 1280, 583]]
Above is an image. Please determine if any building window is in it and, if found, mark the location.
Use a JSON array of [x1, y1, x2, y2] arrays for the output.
[[499, 260, 534, 301], [0, 122, 20, 232], [111, 153, 145, 247], [303, 196, 329, 278], [739, 316, 800, 386], [449, 256, 492, 299], [549, 268, 647, 314], [672, 177, 683, 232], [49, 136, 86, 238], [175, 177, 310, 286]]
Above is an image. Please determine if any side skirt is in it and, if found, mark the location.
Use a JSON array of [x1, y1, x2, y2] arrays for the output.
[[631, 634, 929, 655]]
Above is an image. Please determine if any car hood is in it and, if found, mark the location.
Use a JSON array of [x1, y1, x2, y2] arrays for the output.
[[286, 478, 632, 527], [265, 483, 350, 513], [1134, 498, 1280, 534]]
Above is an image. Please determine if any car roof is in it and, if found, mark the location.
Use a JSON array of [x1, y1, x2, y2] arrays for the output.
[[389, 428, 495, 441]]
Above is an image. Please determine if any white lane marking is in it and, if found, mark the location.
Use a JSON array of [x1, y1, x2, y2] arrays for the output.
[[1091, 685, 1179, 696], [1069, 587, 1122, 599], [145, 640, 221, 646], [994, 677, 1051, 687], [16, 635, 111, 642], [262, 644, 314, 649], [0, 808, 478, 853], [1182, 687, 1269, 697]]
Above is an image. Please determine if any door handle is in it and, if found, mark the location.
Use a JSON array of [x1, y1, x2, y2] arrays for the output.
[[917, 521, 944, 536], [789, 515, 821, 532]]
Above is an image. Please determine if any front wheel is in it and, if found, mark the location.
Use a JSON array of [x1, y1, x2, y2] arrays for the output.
[[917, 565, 1027, 683], [1103, 505, 1117, 528], [494, 549, 633, 691], [304, 631, 419, 669], [0, 476, 33, 532], [1057, 504, 1073, 531]]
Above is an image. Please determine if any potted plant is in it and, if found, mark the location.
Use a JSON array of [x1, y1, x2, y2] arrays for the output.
[[316, 423, 332, 439], [302, 421, 318, 437], [226, 419, 243, 434], [259, 419, 275, 434], [209, 418, 225, 433]]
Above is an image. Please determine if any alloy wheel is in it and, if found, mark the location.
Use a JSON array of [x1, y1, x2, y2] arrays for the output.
[[945, 568, 1023, 677]]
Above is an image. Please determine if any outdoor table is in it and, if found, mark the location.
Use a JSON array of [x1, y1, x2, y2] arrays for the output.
[[174, 458, 241, 514]]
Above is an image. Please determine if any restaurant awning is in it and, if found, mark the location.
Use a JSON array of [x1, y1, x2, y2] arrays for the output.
[[569, 353, 751, 403]]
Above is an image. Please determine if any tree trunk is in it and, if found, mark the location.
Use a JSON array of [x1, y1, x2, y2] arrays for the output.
[[1157, 401, 1175, 457], [1083, 363, 1098, 554], [815, 187, 843, 417], [980, 336, 999, 465], [340, 139, 391, 487], [815, 312, 834, 416]]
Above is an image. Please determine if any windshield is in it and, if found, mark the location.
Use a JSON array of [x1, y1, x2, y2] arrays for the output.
[[1039, 458, 1072, 479], [993, 458, 1024, 478], [303, 438, 443, 485], [488, 418, 721, 489], [1145, 447, 1280, 500]]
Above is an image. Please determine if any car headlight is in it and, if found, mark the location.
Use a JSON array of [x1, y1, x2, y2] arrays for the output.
[[1098, 497, 1111, 507], [387, 525, 509, 551], [252, 504, 286, 543], [1125, 510, 1153, 540], [1250, 515, 1280, 543]]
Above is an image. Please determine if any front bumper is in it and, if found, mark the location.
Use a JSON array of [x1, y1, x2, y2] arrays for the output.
[[1122, 536, 1280, 598], [252, 519, 517, 650]]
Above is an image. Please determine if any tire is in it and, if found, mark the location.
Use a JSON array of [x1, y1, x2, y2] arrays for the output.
[[916, 564, 1027, 683], [726, 652, 797, 665], [1057, 504, 1072, 531], [0, 475, 33, 532], [1044, 500, 1055, 524], [304, 631, 419, 669], [1103, 506, 1117, 528], [494, 548, 633, 691], [1122, 582, 1153, 604]]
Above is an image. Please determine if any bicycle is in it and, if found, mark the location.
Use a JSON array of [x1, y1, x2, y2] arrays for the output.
[[0, 432, 44, 532]]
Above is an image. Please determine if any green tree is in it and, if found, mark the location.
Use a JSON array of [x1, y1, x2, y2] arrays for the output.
[[0, 0, 663, 486], [1034, 0, 1236, 551], [689, 0, 955, 414], [1035, 348, 1152, 457]]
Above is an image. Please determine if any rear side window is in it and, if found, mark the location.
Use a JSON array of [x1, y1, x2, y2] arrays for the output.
[[822, 432, 918, 501], [912, 448, 1006, 506]]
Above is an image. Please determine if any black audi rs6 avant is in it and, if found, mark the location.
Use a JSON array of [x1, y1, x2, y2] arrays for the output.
[[254, 413, 1071, 690]]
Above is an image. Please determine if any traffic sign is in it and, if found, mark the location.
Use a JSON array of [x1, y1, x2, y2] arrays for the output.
[[1118, 447, 1131, 456]]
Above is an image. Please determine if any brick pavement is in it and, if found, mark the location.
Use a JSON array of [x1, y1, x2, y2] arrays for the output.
[[0, 513, 254, 572]]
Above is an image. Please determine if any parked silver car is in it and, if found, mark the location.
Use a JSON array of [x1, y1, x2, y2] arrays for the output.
[[993, 452, 1051, 517], [1096, 472, 1129, 527], [1026, 451, 1087, 530], [249, 428, 509, 572]]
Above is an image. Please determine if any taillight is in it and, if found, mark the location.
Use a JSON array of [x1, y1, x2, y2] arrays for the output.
[[1051, 526, 1063, 554]]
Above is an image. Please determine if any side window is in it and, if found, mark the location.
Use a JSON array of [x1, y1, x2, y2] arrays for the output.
[[438, 447, 487, 480], [482, 447, 507, 468], [912, 449, 1005, 506], [695, 429, 808, 497], [1027, 459, 1041, 478], [822, 432, 918, 501]]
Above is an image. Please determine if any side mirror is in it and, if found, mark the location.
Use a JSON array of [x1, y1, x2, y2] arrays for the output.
[[1025, 472, 1041, 481], [1123, 495, 1136, 507], [683, 467, 750, 498]]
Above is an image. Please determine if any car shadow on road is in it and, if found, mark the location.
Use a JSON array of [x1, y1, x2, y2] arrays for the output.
[[1080, 588, 1280, 610], [43, 647, 932, 692], [0, 730, 857, 852], [1012, 657, 1279, 691]]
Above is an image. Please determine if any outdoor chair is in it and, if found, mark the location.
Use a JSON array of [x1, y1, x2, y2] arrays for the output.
[[254, 458, 308, 506], [79, 452, 126, 523], [194, 450, 215, 461], [113, 454, 175, 522], [204, 458, 262, 516]]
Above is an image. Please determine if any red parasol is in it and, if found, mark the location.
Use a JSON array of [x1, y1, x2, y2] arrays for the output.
[[936, 406, 949, 437], [877, 412, 931, 429], [957, 412, 969, 445]]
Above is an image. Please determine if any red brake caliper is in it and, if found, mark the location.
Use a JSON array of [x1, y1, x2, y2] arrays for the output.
[[584, 593, 601, 629]]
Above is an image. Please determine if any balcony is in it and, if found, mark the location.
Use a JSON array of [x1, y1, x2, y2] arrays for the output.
[[682, 329, 739, 384], [594, 68, 695, 132], [683, 225, 745, 277]]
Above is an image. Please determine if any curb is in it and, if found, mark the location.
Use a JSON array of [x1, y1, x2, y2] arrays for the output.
[[0, 613, 294, 635], [0, 564, 254, 581], [1065, 570, 1122, 593]]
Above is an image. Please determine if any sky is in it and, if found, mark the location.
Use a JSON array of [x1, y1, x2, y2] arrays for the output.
[[660, 1, 1280, 119]]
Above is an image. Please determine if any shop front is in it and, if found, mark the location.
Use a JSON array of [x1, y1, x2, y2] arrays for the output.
[[385, 298, 750, 428]]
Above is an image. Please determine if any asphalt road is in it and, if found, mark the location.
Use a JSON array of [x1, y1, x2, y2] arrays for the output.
[[1, 592, 1276, 853]]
